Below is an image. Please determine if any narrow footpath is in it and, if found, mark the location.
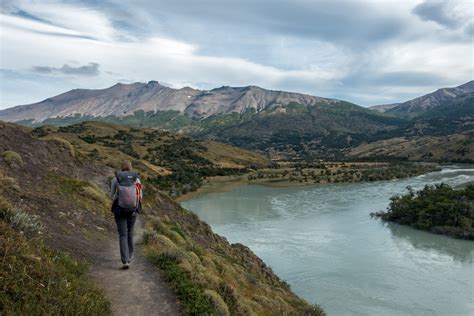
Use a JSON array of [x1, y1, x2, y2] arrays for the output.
[[91, 216, 179, 316]]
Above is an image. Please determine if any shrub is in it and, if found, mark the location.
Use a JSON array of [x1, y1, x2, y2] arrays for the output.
[[2, 151, 23, 168], [0, 170, 18, 192], [204, 289, 230, 316], [0, 198, 43, 236], [50, 137, 75, 157]]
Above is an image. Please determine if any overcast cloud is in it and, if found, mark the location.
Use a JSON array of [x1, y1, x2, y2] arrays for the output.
[[0, 0, 473, 109]]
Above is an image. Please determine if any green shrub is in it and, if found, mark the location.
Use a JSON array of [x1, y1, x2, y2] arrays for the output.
[[2, 151, 23, 168], [50, 137, 75, 157]]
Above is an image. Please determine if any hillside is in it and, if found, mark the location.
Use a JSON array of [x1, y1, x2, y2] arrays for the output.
[[31, 121, 271, 196], [0, 122, 323, 315], [372, 81, 474, 118], [348, 130, 474, 163]]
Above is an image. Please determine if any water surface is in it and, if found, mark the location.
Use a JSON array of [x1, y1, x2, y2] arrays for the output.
[[182, 166, 474, 315]]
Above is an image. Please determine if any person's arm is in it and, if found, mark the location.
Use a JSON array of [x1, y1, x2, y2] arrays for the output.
[[137, 178, 143, 200]]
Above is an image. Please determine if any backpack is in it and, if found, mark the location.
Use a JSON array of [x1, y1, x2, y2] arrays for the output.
[[115, 171, 142, 214]]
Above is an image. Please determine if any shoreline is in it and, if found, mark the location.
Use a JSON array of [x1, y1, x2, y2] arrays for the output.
[[177, 163, 472, 202]]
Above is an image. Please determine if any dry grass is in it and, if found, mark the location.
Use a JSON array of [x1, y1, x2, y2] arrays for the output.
[[48, 137, 76, 157], [142, 215, 325, 315]]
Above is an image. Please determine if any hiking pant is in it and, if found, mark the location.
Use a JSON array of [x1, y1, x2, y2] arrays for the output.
[[114, 212, 137, 264]]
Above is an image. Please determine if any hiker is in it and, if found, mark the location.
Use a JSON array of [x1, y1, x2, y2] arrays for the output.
[[110, 160, 143, 269]]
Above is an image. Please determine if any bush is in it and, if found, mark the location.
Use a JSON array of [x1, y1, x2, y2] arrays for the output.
[[204, 289, 230, 316], [374, 183, 474, 239], [50, 137, 75, 157], [2, 151, 23, 168]]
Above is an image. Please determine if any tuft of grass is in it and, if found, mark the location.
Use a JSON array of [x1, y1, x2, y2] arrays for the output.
[[49, 137, 75, 157], [146, 251, 213, 315], [2, 151, 23, 168], [204, 289, 230, 316], [0, 198, 110, 315], [0, 170, 19, 192]]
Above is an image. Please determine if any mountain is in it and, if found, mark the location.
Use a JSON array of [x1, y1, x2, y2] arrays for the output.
[[371, 81, 474, 118], [1, 80, 471, 160], [369, 103, 399, 113], [0, 81, 335, 123], [0, 82, 407, 158]]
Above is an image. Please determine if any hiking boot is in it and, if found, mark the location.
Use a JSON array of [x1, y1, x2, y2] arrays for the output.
[[122, 263, 130, 269]]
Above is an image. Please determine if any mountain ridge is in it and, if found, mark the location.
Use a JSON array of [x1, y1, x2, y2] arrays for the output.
[[370, 80, 474, 118], [0, 81, 336, 123]]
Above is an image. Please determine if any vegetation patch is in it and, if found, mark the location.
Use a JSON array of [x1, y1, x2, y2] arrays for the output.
[[146, 251, 213, 315], [142, 213, 325, 315], [54, 176, 109, 210], [0, 197, 110, 315], [372, 183, 474, 239], [2, 151, 23, 168], [48, 137, 75, 157]]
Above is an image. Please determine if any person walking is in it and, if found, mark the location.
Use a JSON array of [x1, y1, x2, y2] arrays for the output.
[[110, 160, 142, 269]]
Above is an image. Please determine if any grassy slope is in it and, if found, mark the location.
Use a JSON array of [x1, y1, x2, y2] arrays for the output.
[[31, 121, 271, 197], [0, 122, 323, 315], [349, 131, 474, 163], [0, 198, 110, 315], [0, 123, 113, 314]]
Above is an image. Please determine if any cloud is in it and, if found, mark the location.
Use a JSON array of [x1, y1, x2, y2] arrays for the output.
[[0, 0, 473, 109], [31, 62, 100, 76], [412, 0, 474, 36], [412, 1, 458, 28]]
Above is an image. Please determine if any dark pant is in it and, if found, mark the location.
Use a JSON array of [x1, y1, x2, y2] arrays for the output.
[[114, 212, 137, 264]]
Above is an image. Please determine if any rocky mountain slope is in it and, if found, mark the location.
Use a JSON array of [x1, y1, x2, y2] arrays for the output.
[[371, 81, 474, 118], [0, 81, 335, 122], [0, 121, 324, 315]]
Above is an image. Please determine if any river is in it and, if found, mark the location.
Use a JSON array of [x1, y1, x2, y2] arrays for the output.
[[181, 165, 474, 315]]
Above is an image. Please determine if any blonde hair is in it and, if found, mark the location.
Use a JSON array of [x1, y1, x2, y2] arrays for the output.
[[121, 160, 132, 171]]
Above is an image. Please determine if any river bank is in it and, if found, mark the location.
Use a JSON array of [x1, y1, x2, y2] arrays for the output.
[[178, 161, 440, 201]]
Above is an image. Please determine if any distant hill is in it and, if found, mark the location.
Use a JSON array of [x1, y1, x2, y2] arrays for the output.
[[371, 81, 474, 118], [369, 103, 399, 113], [0, 81, 335, 122], [349, 130, 474, 163]]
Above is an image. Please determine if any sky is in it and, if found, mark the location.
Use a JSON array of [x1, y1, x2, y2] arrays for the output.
[[0, 0, 473, 110]]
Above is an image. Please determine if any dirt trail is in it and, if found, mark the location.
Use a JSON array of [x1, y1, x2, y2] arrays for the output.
[[91, 216, 179, 316]]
